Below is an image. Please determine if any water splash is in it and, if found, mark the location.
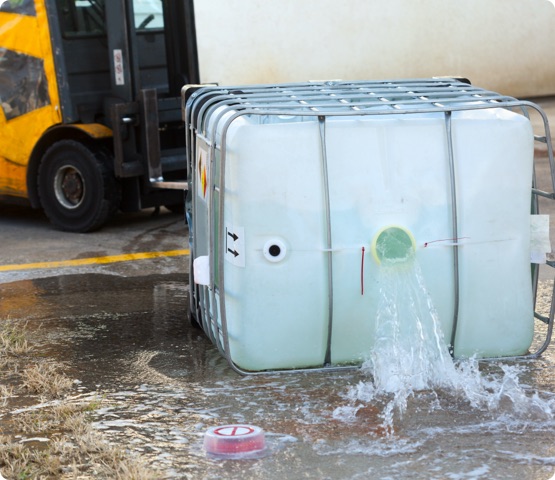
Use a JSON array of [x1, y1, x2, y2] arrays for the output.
[[334, 261, 555, 434]]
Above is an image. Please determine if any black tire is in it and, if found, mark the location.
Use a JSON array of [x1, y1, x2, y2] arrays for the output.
[[38, 140, 121, 232]]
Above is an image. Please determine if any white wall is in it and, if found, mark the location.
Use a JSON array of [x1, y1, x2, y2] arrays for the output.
[[194, 0, 555, 98]]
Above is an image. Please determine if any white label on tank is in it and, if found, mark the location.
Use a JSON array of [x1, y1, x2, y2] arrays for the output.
[[225, 226, 245, 267], [196, 140, 210, 201], [113, 49, 125, 86]]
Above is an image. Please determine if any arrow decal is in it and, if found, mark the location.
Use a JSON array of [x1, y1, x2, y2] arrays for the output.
[[225, 226, 245, 267]]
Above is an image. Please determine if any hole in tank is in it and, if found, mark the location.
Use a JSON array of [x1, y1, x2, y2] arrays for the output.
[[268, 245, 281, 257], [373, 226, 415, 265]]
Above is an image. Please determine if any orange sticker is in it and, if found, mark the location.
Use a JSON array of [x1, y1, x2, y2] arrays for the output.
[[196, 143, 209, 201]]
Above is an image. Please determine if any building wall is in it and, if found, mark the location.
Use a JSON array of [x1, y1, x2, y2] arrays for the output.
[[194, 0, 555, 98]]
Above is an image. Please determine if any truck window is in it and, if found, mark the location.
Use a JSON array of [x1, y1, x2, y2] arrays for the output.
[[0, 0, 36, 16], [58, 0, 105, 36], [0, 48, 50, 120], [134, 0, 163, 30], [58, 0, 163, 36]]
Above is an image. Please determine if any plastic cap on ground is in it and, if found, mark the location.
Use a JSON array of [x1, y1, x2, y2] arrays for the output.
[[203, 424, 267, 459]]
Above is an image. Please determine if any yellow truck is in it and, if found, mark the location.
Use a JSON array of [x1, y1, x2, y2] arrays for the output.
[[0, 0, 197, 231]]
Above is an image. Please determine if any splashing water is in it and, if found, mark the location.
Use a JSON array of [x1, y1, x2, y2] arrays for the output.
[[333, 261, 555, 434]]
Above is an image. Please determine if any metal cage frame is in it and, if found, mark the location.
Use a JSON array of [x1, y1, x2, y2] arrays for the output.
[[184, 78, 555, 375]]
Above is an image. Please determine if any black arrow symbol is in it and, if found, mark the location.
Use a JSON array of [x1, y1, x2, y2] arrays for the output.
[[227, 231, 239, 241], [227, 248, 239, 257]]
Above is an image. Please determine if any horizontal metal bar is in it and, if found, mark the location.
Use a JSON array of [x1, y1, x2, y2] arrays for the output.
[[188, 80, 511, 112], [226, 361, 360, 376], [535, 312, 550, 325], [151, 181, 188, 190], [532, 188, 555, 199], [186, 79, 520, 132]]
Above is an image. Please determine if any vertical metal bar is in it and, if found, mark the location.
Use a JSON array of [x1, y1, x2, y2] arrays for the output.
[[217, 127, 231, 364], [534, 279, 555, 357], [526, 278, 555, 359], [140, 88, 163, 182], [184, 93, 196, 324], [207, 140, 218, 346], [104, 0, 135, 101], [544, 117, 555, 195], [318, 116, 334, 366], [529, 104, 555, 357], [445, 111, 461, 356], [161, 0, 200, 93], [200, 286, 214, 343], [531, 166, 540, 310]]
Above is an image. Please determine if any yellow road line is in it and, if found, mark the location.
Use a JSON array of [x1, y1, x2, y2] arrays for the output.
[[0, 249, 190, 272]]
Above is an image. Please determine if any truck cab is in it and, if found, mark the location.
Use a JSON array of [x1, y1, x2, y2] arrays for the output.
[[0, 0, 198, 231]]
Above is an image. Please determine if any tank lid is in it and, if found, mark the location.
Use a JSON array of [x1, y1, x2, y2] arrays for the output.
[[203, 424, 267, 459]]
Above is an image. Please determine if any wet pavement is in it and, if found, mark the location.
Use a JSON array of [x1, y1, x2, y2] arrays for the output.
[[1, 98, 555, 478], [1, 271, 555, 479]]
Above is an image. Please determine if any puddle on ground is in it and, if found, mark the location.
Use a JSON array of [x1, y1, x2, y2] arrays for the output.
[[1, 273, 555, 479]]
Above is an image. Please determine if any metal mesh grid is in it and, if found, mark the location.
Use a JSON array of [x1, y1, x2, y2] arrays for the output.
[[185, 79, 523, 121]]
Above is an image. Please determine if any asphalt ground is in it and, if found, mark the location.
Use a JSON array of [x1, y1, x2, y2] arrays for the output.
[[0, 204, 188, 284]]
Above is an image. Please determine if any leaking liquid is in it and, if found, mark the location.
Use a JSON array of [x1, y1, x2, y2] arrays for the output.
[[334, 261, 554, 434]]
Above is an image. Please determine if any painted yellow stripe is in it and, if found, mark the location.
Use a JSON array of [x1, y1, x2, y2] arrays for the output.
[[0, 249, 190, 272]]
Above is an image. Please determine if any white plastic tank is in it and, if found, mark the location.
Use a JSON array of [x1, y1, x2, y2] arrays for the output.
[[187, 80, 538, 372]]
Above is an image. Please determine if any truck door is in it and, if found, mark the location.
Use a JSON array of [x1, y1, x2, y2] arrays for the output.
[[0, 0, 62, 198]]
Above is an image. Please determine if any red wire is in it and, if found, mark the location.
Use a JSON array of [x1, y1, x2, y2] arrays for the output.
[[361, 246, 365, 295], [424, 237, 469, 247]]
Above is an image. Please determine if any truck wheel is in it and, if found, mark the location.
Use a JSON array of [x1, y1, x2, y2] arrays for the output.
[[38, 140, 121, 232]]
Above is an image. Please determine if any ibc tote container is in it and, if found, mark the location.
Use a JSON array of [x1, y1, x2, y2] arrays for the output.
[[183, 79, 555, 374]]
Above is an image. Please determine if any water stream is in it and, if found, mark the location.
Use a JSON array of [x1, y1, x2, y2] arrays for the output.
[[333, 260, 555, 440]]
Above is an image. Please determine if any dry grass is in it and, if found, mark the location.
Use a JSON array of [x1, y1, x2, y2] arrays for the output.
[[0, 319, 160, 479], [13, 400, 93, 435], [21, 362, 74, 399], [0, 440, 57, 479], [7, 404, 157, 479], [0, 319, 30, 355], [0, 384, 13, 407]]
